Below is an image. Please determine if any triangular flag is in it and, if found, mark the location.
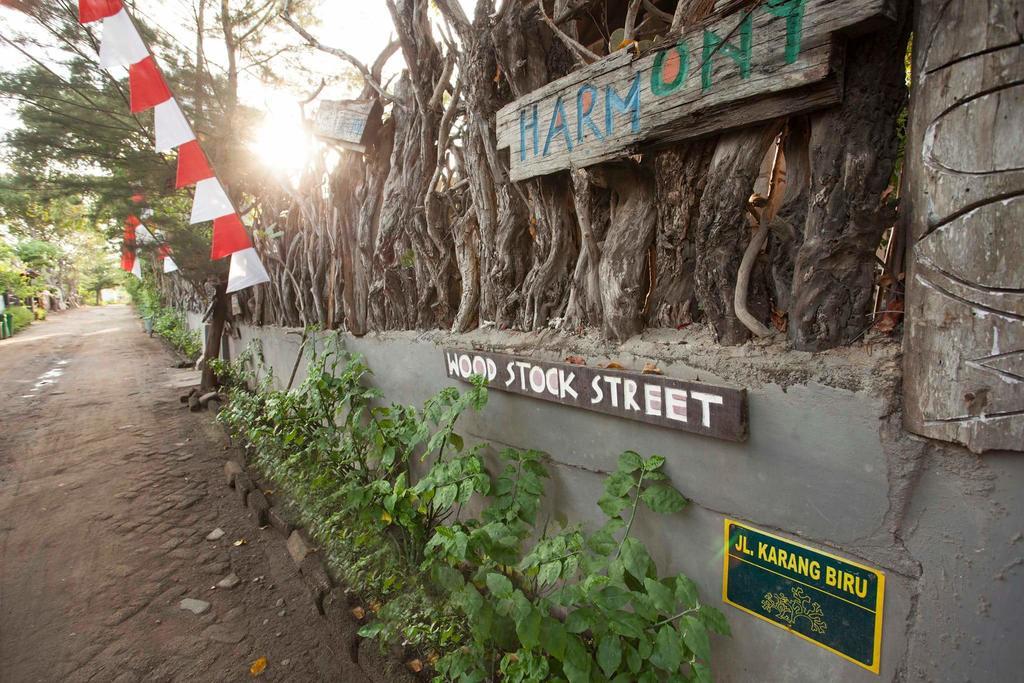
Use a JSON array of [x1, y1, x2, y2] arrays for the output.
[[136, 224, 156, 243], [79, 0, 122, 23], [154, 99, 195, 152], [98, 9, 147, 71], [163, 255, 179, 274], [123, 214, 138, 244], [212, 214, 252, 259], [121, 246, 135, 272], [190, 177, 234, 223], [131, 254, 142, 279], [129, 56, 171, 113], [226, 248, 270, 293], [176, 140, 214, 188]]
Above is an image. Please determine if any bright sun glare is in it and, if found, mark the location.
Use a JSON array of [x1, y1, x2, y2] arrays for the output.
[[250, 103, 312, 179]]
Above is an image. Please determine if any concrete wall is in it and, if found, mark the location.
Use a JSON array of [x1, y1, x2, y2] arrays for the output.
[[197, 319, 1023, 681]]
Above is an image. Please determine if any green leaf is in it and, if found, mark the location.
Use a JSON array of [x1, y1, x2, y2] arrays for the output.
[[643, 577, 676, 614], [607, 611, 646, 639], [619, 537, 652, 581], [625, 643, 642, 674], [682, 615, 711, 662], [674, 575, 698, 608], [563, 635, 591, 683], [541, 617, 568, 661], [565, 608, 594, 634], [649, 624, 683, 672], [642, 454, 666, 471], [432, 565, 465, 593], [486, 572, 514, 599], [434, 483, 458, 510], [596, 633, 623, 678], [693, 662, 713, 683], [449, 432, 464, 452], [617, 450, 643, 473], [699, 604, 731, 636], [358, 622, 384, 638], [517, 606, 542, 650], [598, 493, 631, 518], [604, 471, 635, 498], [595, 584, 632, 611], [640, 484, 688, 514], [538, 560, 562, 588]]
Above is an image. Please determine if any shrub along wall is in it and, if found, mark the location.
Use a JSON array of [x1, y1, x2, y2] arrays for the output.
[[215, 341, 728, 682]]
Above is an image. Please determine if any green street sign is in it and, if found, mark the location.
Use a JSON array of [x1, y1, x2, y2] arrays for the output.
[[722, 520, 885, 674]]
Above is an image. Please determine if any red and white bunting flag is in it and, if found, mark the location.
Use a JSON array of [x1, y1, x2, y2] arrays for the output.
[[131, 254, 143, 279], [226, 248, 270, 293], [154, 99, 195, 152], [211, 214, 252, 259], [79, 0, 122, 24], [98, 8, 146, 71], [128, 56, 171, 113], [136, 223, 156, 244], [190, 177, 234, 223], [121, 245, 135, 272], [175, 140, 214, 188], [163, 255, 179, 273]]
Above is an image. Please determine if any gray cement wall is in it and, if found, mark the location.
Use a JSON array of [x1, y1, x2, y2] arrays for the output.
[[196, 318, 1023, 682]]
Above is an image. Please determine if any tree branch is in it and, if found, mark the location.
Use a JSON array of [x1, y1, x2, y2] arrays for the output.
[[279, 0, 394, 102]]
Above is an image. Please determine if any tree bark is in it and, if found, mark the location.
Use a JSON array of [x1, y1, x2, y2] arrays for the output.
[[647, 139, 716, 327], [788, 5, 910, 350], [200, 281, 228, 391], [594, 162, 658, 341], [694, 123, 783, 345]]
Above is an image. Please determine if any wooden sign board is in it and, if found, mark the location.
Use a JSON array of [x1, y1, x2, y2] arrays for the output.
[[313, 99, 375, 151], [444, 348, 747, 442], [496, 0, 895, 181], [723, 520, 885, 673]]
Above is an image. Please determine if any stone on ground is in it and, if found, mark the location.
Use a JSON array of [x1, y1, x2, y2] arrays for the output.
[[179, 598, 211, 615], [217, 573, 241, 589], [206, 527, 225, 541]]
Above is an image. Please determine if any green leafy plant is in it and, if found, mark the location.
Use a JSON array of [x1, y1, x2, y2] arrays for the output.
[[7, 305, 34, 333], [214, 341, 727, 681]]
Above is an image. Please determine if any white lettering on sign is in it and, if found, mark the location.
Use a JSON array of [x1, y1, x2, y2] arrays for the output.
[[443, 350, 745, 440]]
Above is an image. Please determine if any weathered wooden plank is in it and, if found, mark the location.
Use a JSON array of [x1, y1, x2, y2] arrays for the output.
[[313, 99, 376, 149], [902, 0, 1024, 453], [495, 0, 893, 180], [443, 348, 748, 442]]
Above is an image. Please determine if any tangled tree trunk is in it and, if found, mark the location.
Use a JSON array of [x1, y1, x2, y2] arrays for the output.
[[765, 116, 811, 319], [493, 1, 579, 330], [647, 139, 717, 327], [564, 169, 611, 329], [788, 3, 911, 350], [441, 0, 533, 330], [200, 281, 228, 391], [695, 123, 783, 345], [593, 162, 659, 341]]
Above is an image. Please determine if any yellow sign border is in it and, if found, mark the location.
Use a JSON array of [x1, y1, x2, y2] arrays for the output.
[[721, 519, 885, 675]]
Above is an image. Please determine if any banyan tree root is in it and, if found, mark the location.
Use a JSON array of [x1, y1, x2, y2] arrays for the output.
[[735, 224, 774, 338]]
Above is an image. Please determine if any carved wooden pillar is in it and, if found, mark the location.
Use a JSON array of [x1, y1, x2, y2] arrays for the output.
[[902, 0, 1024, 452]]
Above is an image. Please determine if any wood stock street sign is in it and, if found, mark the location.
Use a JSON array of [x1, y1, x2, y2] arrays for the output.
[[723, 520, 886, 673], [496, 0, 895, 180], [443, 349, 747, 441]]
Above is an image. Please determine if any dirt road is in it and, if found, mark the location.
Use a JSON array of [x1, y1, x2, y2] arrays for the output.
[[0, 306, 356, 682]]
